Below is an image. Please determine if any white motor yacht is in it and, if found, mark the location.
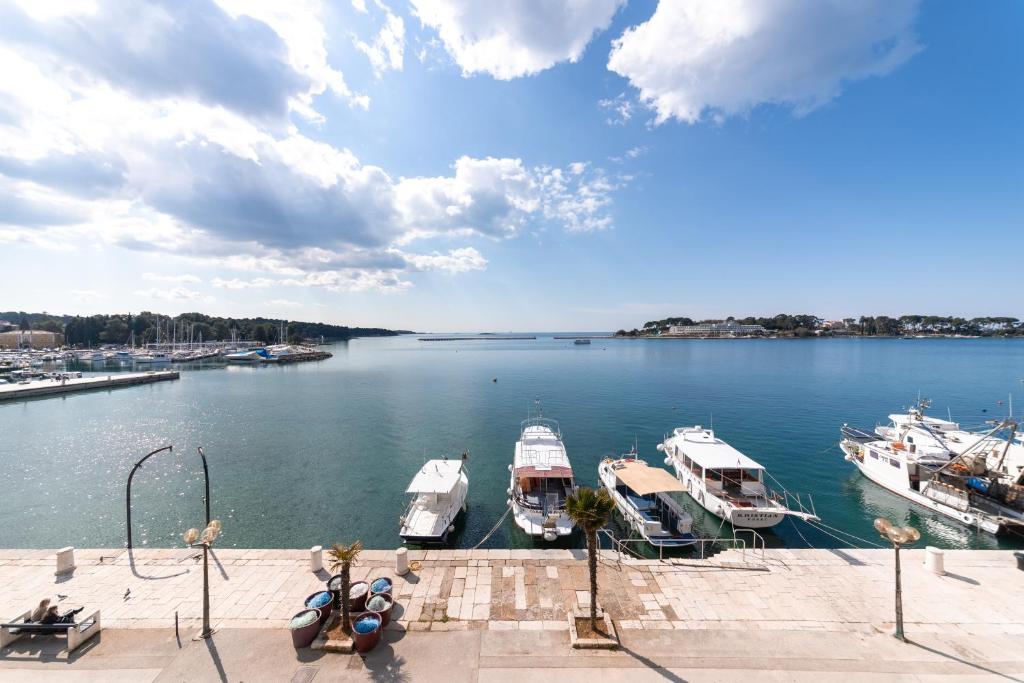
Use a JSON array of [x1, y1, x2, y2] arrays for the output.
[[598, 453, 696, 548], [400, 455, 468, 544], [509, 414, 575, 541], [659, 426, 818, 529]]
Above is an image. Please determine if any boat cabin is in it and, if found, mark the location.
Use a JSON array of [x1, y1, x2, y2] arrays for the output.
[[670, 428, 769, 504], [512, 422, 574, 513]]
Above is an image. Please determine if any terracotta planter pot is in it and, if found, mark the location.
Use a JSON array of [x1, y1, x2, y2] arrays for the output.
[[348, 580, 370, 612], [368, 576, 393, 597], [288, 608, 322, 649], [365, 593, 394, 626], [305, 591, 334, 630], [352, 612, 382, 653]]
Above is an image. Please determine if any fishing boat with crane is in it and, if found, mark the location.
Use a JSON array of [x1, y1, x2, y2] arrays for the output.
[[840, 405, 1024, 536]]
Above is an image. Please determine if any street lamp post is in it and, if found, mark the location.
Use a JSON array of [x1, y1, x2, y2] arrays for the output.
[[874, 517, 920, 642], [183, 519, 222, 639]]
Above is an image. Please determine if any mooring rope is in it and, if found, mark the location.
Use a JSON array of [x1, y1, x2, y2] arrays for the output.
[[805, 519, 886, 549], [470, 505, 511, 550]]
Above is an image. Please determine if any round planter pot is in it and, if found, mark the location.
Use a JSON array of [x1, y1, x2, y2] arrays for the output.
[[327, 574, 344, 606], [365, 593, 394, 626], [288, 608, 322, 649], [352, 612, 382, 653], [305, 591, 334, 630], [348, 581, 370, 613], [368, 576, 393, 597]]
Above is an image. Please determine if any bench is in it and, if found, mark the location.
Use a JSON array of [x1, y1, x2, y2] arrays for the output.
[[1, 609, 101, 653]]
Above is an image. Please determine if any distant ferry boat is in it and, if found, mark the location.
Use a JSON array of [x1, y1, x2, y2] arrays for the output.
[[509, 411, 575, 541], [573, 339, 591, 345], [659, 426, 818, 529]]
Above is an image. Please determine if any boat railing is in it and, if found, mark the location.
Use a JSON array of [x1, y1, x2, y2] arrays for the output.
[[520, 416, 561, 440], [598, 528, 766, 565]]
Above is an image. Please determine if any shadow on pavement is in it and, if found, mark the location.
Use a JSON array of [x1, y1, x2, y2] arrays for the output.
[[906, 638, 1023, 682]]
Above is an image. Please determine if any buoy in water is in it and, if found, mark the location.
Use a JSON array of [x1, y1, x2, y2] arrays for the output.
[[492, 377, 497, 382]]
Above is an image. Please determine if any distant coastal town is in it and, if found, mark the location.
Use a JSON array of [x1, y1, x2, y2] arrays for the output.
[[616, 315, 1024, 338]]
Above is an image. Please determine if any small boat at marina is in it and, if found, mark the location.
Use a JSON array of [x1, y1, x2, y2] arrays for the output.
[[400, 454, 469, 544], [659, 426, 819, 529], [573, 339, 591, 345], [598, 452, 697, 548], [134, 352, 172, 364], [224, 349, 269, 362], [509, 411, 576, 541], [840, 404, 1024, 536]]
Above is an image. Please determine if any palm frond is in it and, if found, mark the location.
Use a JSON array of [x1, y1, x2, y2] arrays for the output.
[[565, 487, 614, 532], [327, 540, 363, 571]]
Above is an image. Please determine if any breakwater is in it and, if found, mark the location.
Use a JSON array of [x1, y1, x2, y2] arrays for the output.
[[0, 370, 179, 401]]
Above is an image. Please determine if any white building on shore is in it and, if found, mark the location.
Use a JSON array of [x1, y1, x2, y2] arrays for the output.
[[667, 321, 766, 337]]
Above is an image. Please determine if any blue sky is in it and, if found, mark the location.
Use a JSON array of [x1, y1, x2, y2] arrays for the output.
[[0, 0, 1020, 331]]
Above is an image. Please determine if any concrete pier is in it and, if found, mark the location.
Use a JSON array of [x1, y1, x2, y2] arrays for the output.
[[0, 370, 179, 401]]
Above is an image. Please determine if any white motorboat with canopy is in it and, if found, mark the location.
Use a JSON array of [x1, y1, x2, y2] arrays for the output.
[[660, 426, 818, 529], [599, 454, 696, 548], [400, 454, 468, 544], [509, 412, 575, 541]]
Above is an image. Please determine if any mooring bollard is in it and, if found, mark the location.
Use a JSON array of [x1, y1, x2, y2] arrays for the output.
[[395, 547, 409, 576], [56, 546, 76, 575], [924, 546, 945, 575], [310, 545, 323, 572]]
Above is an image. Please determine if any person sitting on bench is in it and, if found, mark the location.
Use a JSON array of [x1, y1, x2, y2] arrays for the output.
[[30, 599, 51, 622], [39, 605, 82, 625]]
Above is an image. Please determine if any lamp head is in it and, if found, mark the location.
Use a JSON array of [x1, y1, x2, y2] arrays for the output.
[[183, 528, 200, 545], [873, 517, 893, 536]]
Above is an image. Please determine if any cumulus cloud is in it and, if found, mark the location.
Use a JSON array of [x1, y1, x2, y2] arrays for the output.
[[608, 0, 922, 124], [356, 3, 405, 77], [598, 93, 634, 126], [411, 0, 624, 79], [398, 247, 487, 273], [133, 287, 213, 302], [0, 0, 625, 294], [143, 272, 201, 284]]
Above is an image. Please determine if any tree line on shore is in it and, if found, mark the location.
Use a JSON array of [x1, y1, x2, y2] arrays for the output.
[[0, 311, 401, 347], [616, 315, 1024, 338]]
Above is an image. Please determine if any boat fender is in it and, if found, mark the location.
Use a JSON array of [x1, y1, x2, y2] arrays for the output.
[[507, 499, 513, 508], [844, 455, 853, 462], [543, 530, 557, 542], [448, 525, 455, 533], [462, 503, 468, 512], [664, 457, 672, 467], [507, 464, 513, 472], [656, 443, 665, 452], [506, 488, 512, 496]]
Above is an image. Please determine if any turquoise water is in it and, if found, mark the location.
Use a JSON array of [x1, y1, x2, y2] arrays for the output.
[[2, 336, 1023, 552]]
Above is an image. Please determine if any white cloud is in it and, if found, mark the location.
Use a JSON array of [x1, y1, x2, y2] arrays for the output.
[[351, 0, 368, 13], [399, 247, 487, 273], [211, 277, 275, 290], [0, 0, 625, 295], [598, 93, 633, 125], [266, 298, 302, 307], [411, 0, 624, 79], [356, 4, 405, 76], [608, 0, 922, 124], [142, 272, 201, 284], [69, 289, 104, 303], [133, 287, 213, 302]]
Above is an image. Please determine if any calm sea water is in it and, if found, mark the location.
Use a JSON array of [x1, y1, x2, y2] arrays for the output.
[[2, 336, 1023, 553]]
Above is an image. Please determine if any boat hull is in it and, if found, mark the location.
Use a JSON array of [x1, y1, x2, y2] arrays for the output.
[[840, 442, 1005, 535]]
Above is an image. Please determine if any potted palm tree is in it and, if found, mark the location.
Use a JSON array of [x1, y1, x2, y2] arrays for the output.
[[565, 486, 617, 647], [327, 540, 363, 634]]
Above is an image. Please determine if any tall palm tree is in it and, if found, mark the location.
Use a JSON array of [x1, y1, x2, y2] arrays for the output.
[[327, 540, 363, 633], [565, 487, 614, 631]]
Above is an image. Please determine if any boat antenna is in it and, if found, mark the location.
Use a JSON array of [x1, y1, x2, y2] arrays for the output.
[[947, 406, 953, 422], [710, 411, 713, 433]]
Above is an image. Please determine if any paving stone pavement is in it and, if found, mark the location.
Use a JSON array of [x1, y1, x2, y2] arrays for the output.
[[0, 547, 1022, 640]]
